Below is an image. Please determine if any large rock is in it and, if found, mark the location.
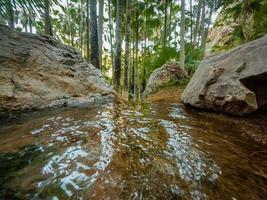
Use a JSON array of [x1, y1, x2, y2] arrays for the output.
[[182, 35, 267, 116], [206, 0, 267, 57], [0, 25, 115, 116], [205, 10, 238, 57], [144, 61, 188, 97]]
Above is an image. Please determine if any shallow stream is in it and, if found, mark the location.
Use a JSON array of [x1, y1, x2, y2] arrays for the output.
[[0, 101, 267, 199]]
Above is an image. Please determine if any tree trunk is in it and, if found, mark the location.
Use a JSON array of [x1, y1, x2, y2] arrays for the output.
[[142, 37, 147, 93], [29, 22, 32, 33], [44, 0, 53, 36], [201, 3, 213, 53], [113, 0, 122, 92], [180, 0, 186, 69], [130, 42, 135, 99], [29, 14, 33, 33], [79, 0, 84, 55], [89, 0, 99, 68], [98, 0, 104, 69], [29, 9, 34, 33], [108, 0, 114, 81], [124, 0, 131, 93], [134, 9, 139, 101], [193, 0, 202, 49], [142, 2, 147, 93], [7, 0, 15, 28], [190, 0, 193, 50], [66, 0, 74, 46], [24, 12, 28, 32], [200, 0, 206, 51], [86, 0, 90, 60], [127, 44, 132, 100], [168, 0, 172, 47], [207, 4, 213, 34], [163, 0, 168, 48]]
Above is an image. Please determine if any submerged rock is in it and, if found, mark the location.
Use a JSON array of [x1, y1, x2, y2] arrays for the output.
[[0, 25, 115, 116], [182, 35, 267, 116], [143, 61, 188, 97]]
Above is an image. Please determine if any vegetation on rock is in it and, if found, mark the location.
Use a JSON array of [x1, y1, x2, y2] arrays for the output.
[[206, 0, 267, 55]]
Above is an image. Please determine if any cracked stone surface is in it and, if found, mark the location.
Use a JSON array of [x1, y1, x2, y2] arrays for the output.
[[182, 35, 267, 116], [0, 25, 115, 116], [143, 61, 188, 97]]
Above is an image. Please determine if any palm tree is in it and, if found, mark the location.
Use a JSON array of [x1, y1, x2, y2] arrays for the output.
[[0, 0, 47, 30], [89, 0, 99, 68]]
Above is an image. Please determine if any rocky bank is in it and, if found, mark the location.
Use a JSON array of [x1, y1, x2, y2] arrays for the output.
[[0, 25, 115, 117], [182, 35, 267, 116], [205, 0, 267, 56]]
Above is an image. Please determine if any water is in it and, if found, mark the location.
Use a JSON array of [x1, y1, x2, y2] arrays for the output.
[[0, 101, 266, 199]]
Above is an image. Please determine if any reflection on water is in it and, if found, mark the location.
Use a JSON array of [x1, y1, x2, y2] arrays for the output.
[[0, 102, 267, 199]]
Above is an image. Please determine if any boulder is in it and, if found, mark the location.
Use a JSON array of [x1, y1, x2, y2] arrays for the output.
[[182, 35, 267, 116], [0, 25, 115, 116], [143, 61, 188, 97], [206, 0, 267, 57]]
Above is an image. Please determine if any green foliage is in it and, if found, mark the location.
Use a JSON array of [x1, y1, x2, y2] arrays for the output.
[[185, 61, 199, 76], [142, 44, 201, 86], [225, 0, 267, 42], [252, 0, 267, 39], [144, 47, 178, 80], [209, 0, 267, 56], [164, 78, 191, 88], [0, 0, 58, 23], [3, 0, 266, 97], [150, 76, 191, 94]]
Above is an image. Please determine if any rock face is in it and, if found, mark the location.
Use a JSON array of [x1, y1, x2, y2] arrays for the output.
[[182, 35, 267, 116], [206, 0, 267, 57], [144, 61, 188, 97], [205, 9, 238, 57], [0, 25, 115, 116]]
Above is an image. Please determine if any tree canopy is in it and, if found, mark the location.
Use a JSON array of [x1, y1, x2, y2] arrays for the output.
[[1, 0, 266, 99]]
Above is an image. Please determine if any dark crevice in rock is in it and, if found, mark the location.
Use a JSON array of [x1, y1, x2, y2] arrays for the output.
[[182, 35, 267, 115], [240, 71, 267, 108]]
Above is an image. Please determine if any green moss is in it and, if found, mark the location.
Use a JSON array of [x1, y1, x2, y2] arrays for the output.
[[152, 77, 191, 94], [211, 44, 233, 54]]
